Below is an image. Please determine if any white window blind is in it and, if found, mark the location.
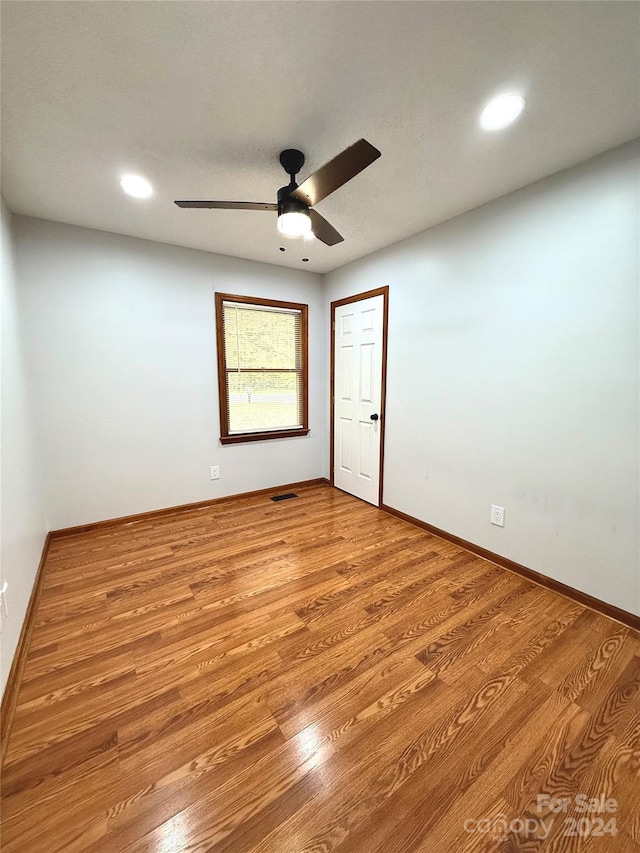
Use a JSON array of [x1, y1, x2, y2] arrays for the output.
[[220, 300, 305, 436]]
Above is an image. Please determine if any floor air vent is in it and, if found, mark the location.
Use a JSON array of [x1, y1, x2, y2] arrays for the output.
[[271, 493, 299, 502]]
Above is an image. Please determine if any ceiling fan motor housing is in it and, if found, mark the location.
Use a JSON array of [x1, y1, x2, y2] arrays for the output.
[[278, 149, 309, 216], [277, 186, 309, 218]]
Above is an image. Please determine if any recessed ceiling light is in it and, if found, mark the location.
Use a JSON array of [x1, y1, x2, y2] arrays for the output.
[[480, 94, 525, 131], [120, 174, 153, 199]]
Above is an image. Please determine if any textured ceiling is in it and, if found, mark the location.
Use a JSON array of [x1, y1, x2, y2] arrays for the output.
[[1, 1, 639, 273]]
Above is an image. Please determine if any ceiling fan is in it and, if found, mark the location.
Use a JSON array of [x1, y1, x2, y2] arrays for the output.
[[174, 139, 381, 247]]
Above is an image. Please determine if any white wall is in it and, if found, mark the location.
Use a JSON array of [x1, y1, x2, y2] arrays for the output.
[[1, 200, 47, 697], [325, 140, 640, 616], [14, 219, 325, 530]]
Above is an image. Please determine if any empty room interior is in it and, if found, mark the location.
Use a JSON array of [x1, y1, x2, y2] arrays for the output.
[[1, 2, 639, 851]]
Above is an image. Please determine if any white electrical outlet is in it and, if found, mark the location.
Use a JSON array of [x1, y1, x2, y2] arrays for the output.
[[491, 505, 505, 527], [0, 581, 8, 627], [210, 465, 220, 480]]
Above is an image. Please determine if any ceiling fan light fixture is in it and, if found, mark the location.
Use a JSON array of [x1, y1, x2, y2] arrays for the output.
[[277, 210, 312, 237]]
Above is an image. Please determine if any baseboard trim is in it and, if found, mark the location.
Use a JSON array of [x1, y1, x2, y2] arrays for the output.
[[1, 532, 52, 765], [381, 503, 640, 633], [51, 478, 329, 539]]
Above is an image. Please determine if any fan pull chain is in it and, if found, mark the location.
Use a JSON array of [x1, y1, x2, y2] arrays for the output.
[[302, 231, 313, 263]]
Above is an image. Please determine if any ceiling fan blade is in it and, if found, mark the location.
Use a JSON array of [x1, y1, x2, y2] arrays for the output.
[[174, 201, 277, 210], [309, 210, 343, 246], [291, 139, 381, 207]]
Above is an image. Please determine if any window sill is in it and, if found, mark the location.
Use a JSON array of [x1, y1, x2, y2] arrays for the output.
[[220, 428, 310, 445]]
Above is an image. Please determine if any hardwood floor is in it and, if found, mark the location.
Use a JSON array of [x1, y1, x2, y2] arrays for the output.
[[2, 483, 639, 852]]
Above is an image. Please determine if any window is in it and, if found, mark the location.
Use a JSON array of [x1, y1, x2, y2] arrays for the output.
[[215, 293, 309, 444]]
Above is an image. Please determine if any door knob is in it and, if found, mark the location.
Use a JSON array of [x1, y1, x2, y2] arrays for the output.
[[370, 413, 379, 421]]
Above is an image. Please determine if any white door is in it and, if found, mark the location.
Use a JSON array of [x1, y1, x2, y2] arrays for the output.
[[333, 293, 385, 505]]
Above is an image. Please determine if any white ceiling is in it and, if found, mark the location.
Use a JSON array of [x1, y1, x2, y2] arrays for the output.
[[2, 1, 639, 274]]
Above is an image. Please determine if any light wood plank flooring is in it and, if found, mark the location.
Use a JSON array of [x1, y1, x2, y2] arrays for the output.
[[2, 484, 639, 852]]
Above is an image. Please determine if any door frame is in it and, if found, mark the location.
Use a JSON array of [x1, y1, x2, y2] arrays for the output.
[[329, 286, 390, 507]]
